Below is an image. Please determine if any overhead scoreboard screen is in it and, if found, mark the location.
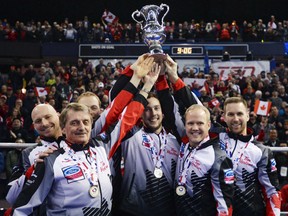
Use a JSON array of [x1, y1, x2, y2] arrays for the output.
[[79, 43, 249, 58]]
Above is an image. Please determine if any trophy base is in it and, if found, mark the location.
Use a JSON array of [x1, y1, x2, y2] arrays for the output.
[[149, 53, 167, 63]]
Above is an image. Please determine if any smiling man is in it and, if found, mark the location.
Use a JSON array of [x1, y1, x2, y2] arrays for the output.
[[118, 92, 181, 216], [77, 92, 101, 123], [174, 104, 234, 216], [220, 97, 281, 216], [12, 103, 113, 215], [6, 104, 63, 206]]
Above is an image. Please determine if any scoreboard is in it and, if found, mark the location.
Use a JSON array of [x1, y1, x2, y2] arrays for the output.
[[79, 43, 249, 59]]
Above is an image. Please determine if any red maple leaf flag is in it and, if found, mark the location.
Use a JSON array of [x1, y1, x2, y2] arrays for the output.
[[102, 10, 119, 24], [34, 87, 49, 97], [210, 98, 220, 107], [254, 100, 272, 116]]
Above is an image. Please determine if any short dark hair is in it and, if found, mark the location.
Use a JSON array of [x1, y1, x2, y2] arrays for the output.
[[224, 97, 248, 112]]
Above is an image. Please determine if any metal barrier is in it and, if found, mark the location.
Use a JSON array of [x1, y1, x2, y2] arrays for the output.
[[0, 143, 37, 148], [270, 147, 288, 152], [1, 143, 287, 151]]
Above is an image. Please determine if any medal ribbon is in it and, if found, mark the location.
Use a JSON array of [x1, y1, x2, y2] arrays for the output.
[[177, 137, 209, 186], [225, 140, 249, 171], [142, 129, 168, 171], [65, 144, 99, 187]]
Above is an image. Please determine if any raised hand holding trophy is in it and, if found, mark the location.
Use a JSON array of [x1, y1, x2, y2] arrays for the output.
[[132, 4, 169, 62]]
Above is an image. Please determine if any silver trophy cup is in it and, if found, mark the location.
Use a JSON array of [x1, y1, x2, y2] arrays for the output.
[[132, 4, 169, 61]]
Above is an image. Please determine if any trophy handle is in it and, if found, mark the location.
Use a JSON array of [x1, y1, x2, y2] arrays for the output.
[[131, 10, 144, 29], [159, 4, 170, 26]]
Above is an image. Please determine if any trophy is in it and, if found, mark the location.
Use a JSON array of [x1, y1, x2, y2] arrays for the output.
[[132, 4, 169, 62]]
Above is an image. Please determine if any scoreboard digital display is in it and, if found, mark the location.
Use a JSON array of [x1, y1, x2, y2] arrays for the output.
[[79, 43, 249, 58], [171, 47, 203, 55]]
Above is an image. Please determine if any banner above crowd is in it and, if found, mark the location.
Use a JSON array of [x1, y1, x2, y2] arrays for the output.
[[211, 61, 270, 80]]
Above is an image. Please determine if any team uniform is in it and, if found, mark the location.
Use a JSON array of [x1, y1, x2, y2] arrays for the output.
[[12, 140, 112, 216], [174, 137, 234, 216], [162, 76, 280, 215], [219, 131, 281, 215], [156, 76, 234, 215], [109, 68, 184, 215], [94, 82, 150, 214], [119, 127, 180, 216]]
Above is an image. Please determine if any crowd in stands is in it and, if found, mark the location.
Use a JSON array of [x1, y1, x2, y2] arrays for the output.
[[1, 15, 288, 43]]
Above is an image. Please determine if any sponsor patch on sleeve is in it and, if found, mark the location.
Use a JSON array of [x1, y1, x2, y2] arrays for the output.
[[62, 165, 85, 183], [223, 168, 234, 184]]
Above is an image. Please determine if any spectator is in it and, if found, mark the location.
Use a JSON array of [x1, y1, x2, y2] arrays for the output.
[[270, 91, 283, 110], [8, 66, 23, 92], [180, 66, 189, 78], [247, 111, 258, 128], [278, 85, 288, 102], [267, 15, 277, 30], [23, 89, 37, 116], [5, 138, 25, 179], [269, 105, 283, 131], [91, 23, 104, 42], [5, 108, 24, 130], [40, 24, 53, 42], [218, 23, 231, 41], [5, 87, 17, 112], [253, 115, 275, 142], [95, 58, 106, 73], [35, 66, 50, 87], [274, 141, 288, 188], [24, 65, 36, 86], [255, 19, 266, 41], [279, 119, 288, 141], [0, 95, 9, 120], [6, 117, 30, 143], [64, 23, 77, 42], [264, 128, 281, 147]]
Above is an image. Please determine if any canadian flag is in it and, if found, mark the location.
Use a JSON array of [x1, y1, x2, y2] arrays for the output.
[[254, 100, 272, 116], [102, 10, 119, 24], [34, 87, 48, 97], [209, 98, 220, 108]]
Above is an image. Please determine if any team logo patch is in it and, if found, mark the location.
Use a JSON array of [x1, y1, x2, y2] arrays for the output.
[[223, 168, 234, 184], [62, 165, 85, 183], [142, 134, 151, 149], [270, 159, 277, 172]]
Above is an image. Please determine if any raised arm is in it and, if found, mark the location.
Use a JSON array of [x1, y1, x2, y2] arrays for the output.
[[108, 62, 161, 159], [165, 54, 202, 108], [93, 55, 154, 136], [109, 53, 150, 101]]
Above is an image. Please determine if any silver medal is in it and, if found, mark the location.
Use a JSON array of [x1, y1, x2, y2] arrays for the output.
[[89, 185, 99, 198], [154, 168, 163, 178], [176, 185, 186, 196]]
